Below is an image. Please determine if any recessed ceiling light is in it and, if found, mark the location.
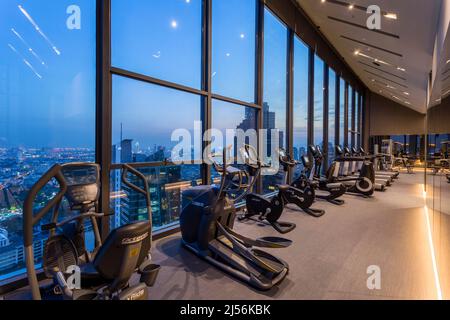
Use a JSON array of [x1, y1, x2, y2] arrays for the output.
[[384, 13, 398, 20], [349, 4, 354, 10], [354, 50, 360, 56], [321, 0, 326, 3]]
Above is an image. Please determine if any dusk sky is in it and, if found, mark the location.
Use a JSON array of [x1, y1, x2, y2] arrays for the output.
[[1, 0, 315, 151]]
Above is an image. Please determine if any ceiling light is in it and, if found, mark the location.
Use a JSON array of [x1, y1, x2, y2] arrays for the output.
[[405, 101, 411, 105], [384, 13, 398, 20], [321, 0, 326, 3], [446, 60, 450, 64], [354, 50, 360, 56], [397, 67, 406, 72], [349, 4, 354, 10], [403, 92, 410, 96]]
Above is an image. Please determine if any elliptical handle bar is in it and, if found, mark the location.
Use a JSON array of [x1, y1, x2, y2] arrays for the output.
[[23, 164, 67, 247]]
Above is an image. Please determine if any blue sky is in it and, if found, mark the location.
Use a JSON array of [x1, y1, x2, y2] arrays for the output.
[[1, 0, 315, 151], [0, 0, 96, 148]]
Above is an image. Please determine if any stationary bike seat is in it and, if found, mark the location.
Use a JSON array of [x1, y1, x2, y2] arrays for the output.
[[277, 184, 290, 192]]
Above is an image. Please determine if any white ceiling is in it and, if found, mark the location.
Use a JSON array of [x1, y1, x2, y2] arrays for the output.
[[297, 0, 442, 114]]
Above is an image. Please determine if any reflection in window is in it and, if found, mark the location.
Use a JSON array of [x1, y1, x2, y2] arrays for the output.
[[0, 0, 96, 282], [328, 69, 336, 165], [340, 79, 346, 148], [263, 9, 287, 193], [112, 76, 202, 164], [212, 0, 256, 103], [111, 0, 202, 89], [293, 37, 309, 164], [314, 55, 324, 148]]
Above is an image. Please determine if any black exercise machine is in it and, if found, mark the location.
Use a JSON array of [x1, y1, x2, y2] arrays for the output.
[[180, 146, 291, 291], [23, 163, 160, 300]]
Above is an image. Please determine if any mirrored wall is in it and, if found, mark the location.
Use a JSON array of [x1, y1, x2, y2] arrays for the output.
[[426, 30, 450, 299]]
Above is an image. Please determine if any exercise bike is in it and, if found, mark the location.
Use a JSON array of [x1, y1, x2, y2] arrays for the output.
[[276, 149, 327, 216], [180, 146, 291, 291], [284, 150, 346, 206], [238, 144, 298, 233], [23, 163, 160, 300]]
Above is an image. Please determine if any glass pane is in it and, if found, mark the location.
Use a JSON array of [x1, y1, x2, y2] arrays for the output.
[[112, 76, 202, 164], [111, 0, 202, 89], [212, 0, 256, 103], [263, 9, 287, 193], [340, 79, 346, 148], [211, 99, 257, 163], [349, 86, 354, 148], [293, 37, 309, 163], [328, 69, 336, 165], [314, 55, 324, 147], [293, 37, 309, 179], [110, 165, 202, 231], [0, 0, 96, 282]]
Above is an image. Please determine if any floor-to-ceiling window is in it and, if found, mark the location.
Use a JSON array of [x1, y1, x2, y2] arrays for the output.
[[0, 0, 96, 282], [262, 8, 287, 193], [111, 0, 203, 230], [348, 85, 354, 149], [328, 69, 336, 165], [212, 0, 256, 103], [293, 37, 309, 176], [314, 55, 324, 149], [339, 78, 346, 148]]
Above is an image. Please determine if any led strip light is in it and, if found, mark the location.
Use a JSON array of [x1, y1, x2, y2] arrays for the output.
[[422, 185, 443, 300]]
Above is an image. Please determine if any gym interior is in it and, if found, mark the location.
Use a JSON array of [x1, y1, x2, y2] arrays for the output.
[[1, 0, 450, 302]]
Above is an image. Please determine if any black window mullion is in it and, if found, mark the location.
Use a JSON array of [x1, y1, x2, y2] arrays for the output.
[[97, 0, 112, 239], [201, 0, 212, 185], [287, 30, 294, 182], [323, 64, 329, 172], [255, 0, 264, 193]]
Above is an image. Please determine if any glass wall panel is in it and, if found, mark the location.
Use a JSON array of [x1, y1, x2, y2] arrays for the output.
[[348, 85, 354, 148], [0, 0, 96, 281], [262, 9, 287, 193], [212, 0, 256, 103], [111, 0, 202, 89], [111, 76, 202, 228], [293, 37, 309, 176], [314, 55, 324, 148], [340, 79, 346, 148], [328, 69, 336, 165], [112, 76, 202, 164]]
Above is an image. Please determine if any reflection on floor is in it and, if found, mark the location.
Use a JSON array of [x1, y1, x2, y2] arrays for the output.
[[149, 173, 437, 300]]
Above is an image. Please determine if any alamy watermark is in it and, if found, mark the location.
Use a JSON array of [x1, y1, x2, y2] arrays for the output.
[[171, 121, 281, 175], [367, 265, 381, 290]]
